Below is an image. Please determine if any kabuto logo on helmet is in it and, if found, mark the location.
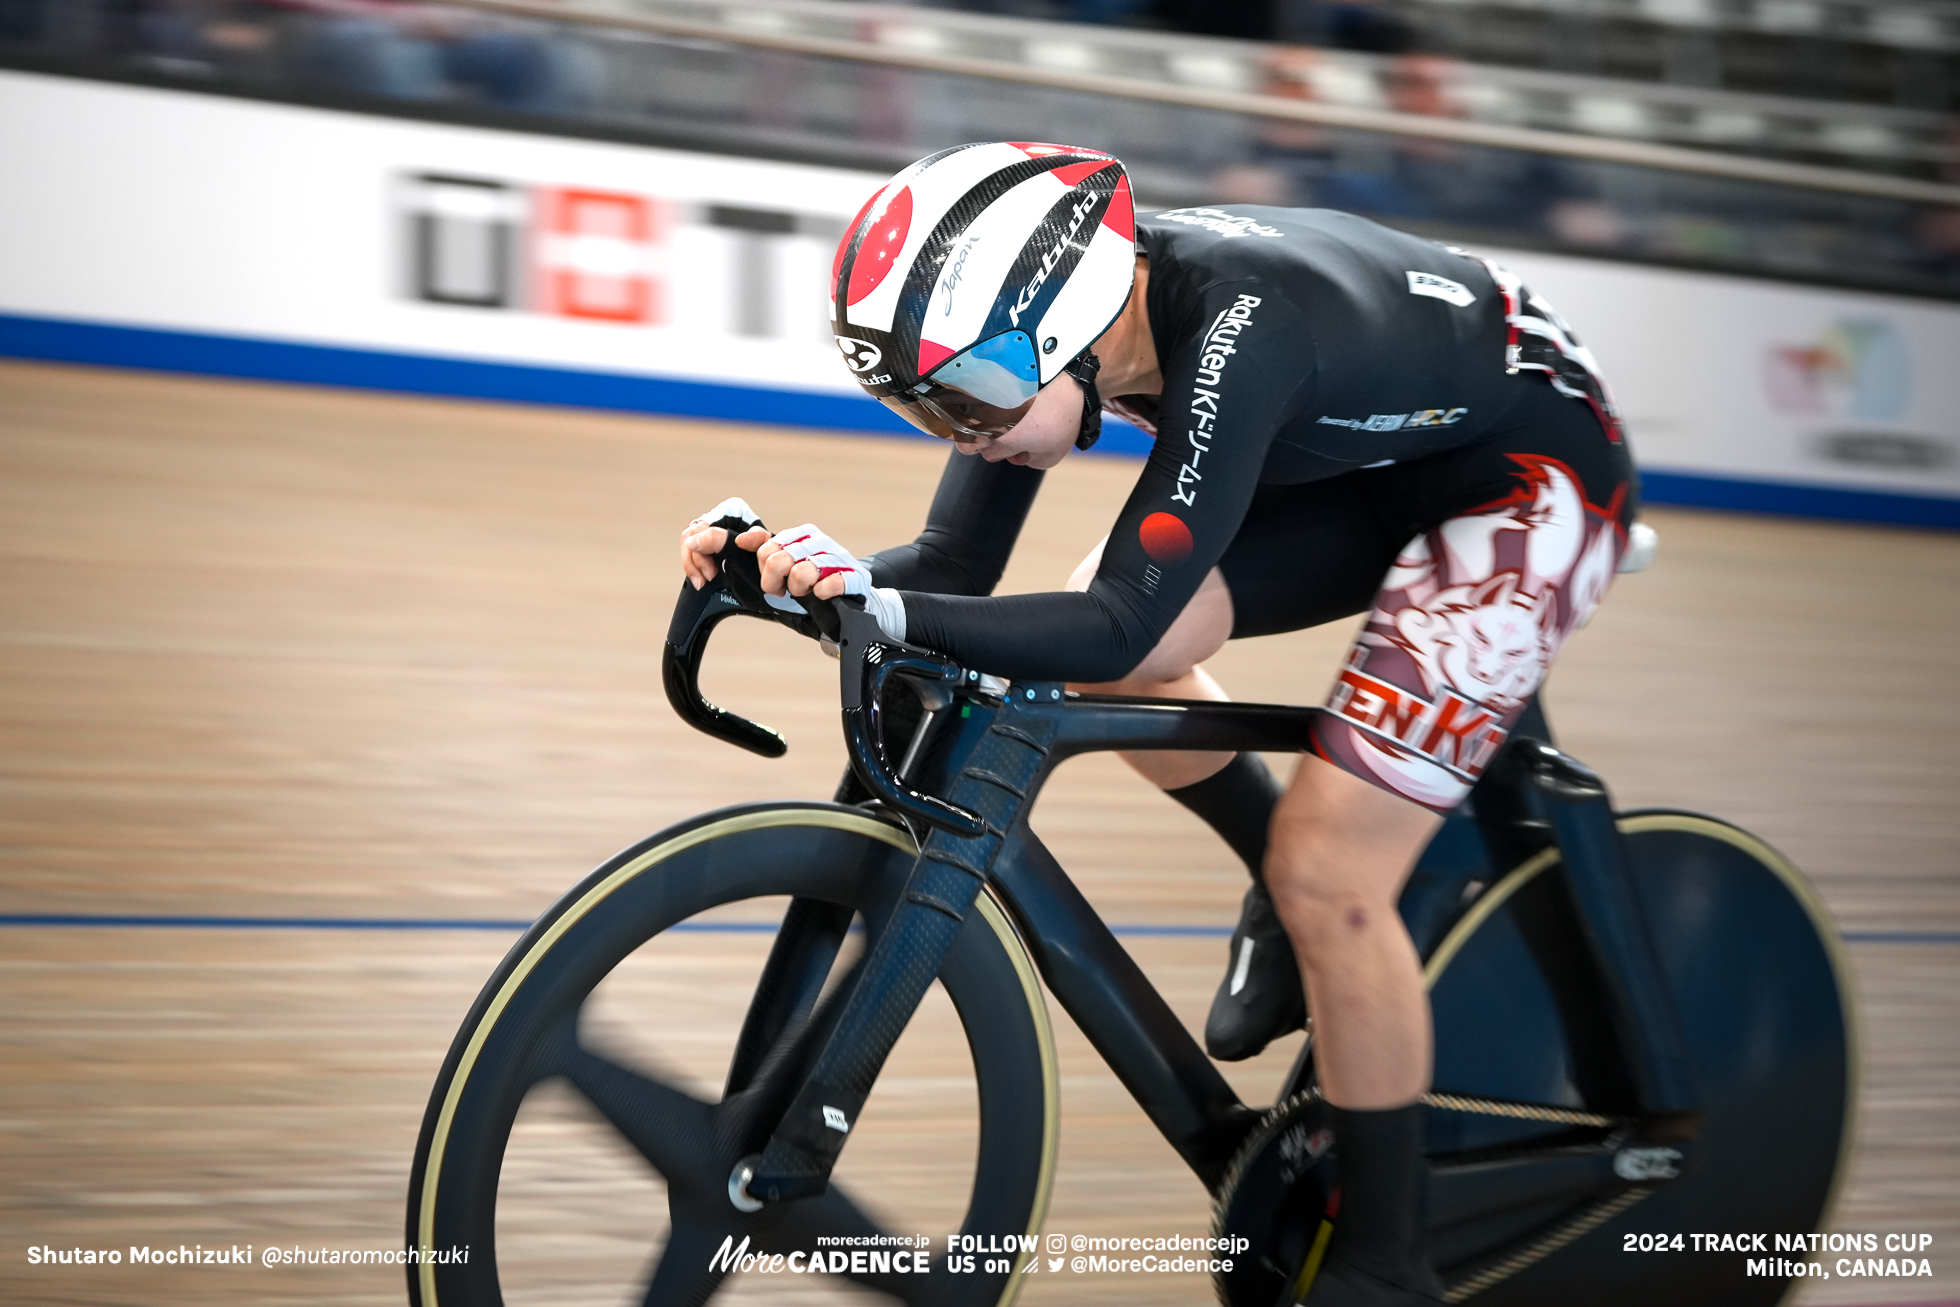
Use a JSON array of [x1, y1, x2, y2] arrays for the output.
[[1009, 189, 1107, 328], [835, 336, 883, 373]]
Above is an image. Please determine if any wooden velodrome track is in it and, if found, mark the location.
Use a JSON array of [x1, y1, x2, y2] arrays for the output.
[[2, 358, 1955, 1306]]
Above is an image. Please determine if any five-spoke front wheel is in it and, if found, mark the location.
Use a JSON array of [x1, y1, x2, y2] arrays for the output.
[[407, 804, 1059, 1307]]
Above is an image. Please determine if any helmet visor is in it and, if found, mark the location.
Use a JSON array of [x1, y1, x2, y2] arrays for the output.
[[880, 392, 1037, 442], [885, 330, 1043, 441]]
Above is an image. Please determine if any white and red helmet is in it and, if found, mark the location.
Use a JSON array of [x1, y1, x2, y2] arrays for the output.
[[830, 142, 1137, 441]]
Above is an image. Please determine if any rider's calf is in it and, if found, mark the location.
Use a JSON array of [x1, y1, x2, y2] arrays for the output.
[[1264, 758, 1439, 1110]]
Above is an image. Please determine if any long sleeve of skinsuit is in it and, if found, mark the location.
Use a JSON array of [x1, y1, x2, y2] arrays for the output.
[[889, 279, 1309, 683]]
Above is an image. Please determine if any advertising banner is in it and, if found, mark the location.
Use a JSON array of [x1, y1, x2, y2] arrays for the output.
[[2, 69, 1954, 525], [0, 69, 888, 429], [1485, 250, 1960, 523]]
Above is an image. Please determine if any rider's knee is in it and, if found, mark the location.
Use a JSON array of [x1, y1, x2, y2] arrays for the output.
[[1270, 875, 1384, 947], [1265, 839, 1405, 959]]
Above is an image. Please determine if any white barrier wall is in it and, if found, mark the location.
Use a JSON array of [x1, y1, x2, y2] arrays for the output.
[[2, 70, 1955, 524], [1487, 250, 1960, 518]]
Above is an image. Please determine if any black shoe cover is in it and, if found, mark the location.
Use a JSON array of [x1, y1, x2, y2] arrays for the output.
[[1294, 1103, 1447, 1307], [1295, 1252, 1445, 1307], [1205, 883, 1307, 1061]]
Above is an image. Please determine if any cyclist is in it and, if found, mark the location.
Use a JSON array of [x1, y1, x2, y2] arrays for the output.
[[679, 142, 1634, 1307]]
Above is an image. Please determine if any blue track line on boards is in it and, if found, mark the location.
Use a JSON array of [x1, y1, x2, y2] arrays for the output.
[[1637, 470, 1960, 531], [0, 914, 1955, 945], [0, 312, 1156, 459], [4, 310, 1955, 520]]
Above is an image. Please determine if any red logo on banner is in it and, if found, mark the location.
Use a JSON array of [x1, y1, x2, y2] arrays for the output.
[[537, 188, 666, 323]]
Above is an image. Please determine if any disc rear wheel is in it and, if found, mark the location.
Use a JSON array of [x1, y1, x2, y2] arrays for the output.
[[1213, 812, 1852, 1307]]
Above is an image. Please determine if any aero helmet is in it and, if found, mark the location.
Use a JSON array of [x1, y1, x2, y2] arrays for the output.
[[830, 142, 1136, 447]]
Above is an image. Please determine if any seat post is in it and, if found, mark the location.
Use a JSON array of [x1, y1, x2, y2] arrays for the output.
[[1517, 740, 1702, 1140]]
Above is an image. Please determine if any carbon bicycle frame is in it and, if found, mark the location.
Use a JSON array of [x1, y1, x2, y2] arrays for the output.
[[663, 553, 1701, 1220]]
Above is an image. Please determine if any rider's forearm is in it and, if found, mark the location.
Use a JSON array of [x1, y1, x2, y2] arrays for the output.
[[865, 533, 1004, 596], [902, 588, 1154, 683]]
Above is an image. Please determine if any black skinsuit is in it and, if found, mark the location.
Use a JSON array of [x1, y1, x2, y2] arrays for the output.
[[869, 205, 1631, 685]]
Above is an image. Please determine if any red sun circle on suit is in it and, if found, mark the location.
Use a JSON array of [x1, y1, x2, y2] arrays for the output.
[[1138, 512, 1193, 565]]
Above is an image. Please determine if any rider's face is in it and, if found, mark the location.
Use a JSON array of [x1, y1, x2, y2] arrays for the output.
[[951, 374, 1085, 470]]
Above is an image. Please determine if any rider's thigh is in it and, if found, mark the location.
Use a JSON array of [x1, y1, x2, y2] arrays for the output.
[[1267, 754, 1441, 923], [1309, 385, 1634, 816]]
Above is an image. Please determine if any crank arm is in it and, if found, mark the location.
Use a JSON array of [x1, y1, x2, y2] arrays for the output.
[[1429, 1137, 1681, 1229]]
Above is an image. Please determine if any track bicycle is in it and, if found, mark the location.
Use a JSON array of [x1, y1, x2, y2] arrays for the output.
[[407, 530, 1853, 1307]]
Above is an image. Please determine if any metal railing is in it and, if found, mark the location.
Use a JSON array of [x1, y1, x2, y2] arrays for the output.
[[1373, 0, 1959, 116], [1389, 0, 1960, 51], [3, 0, 1955, 295], [574, 0, 1959, 184], [471, 0, 1958, 204]]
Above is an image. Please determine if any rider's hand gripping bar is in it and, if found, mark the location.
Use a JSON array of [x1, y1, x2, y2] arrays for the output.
[[661, 521, 790, 758], [663, 522, 986, 835]]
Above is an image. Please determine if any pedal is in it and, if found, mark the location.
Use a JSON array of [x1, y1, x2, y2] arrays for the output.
[[1613, 1145, 1683, 1182]]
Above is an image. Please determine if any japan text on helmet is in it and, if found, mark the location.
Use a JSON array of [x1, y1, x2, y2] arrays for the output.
[[830, 142, 1136, 443]]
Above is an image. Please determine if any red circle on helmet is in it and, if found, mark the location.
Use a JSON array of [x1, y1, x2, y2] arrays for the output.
[[832, 190, 881, 291], [846, 186, 913, 307], [1139, 512, 1193, 565]]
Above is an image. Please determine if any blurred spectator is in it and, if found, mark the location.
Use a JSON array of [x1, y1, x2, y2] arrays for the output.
[[1274, 0, 1415, 54], [1546, 198, 1627, 247], [0, 0, 47, 41], [1258, 45, 1334, 151], [261, 0, 599, 112], [1911, 124, 1960, 283], [1209, 46, 1333, 206], [132, 0, 282, 79], [294, 3, 447, 99], [1381, 52, 1453, 118], [1231, 48, 1570, 234], [1915, 206, 1960, 278], [1155, 0, 1276, 41]]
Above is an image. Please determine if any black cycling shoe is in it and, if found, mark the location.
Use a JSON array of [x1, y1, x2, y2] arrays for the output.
[[1295, 1252, 1446, 1306], [1205, 882, 1307, 1061]]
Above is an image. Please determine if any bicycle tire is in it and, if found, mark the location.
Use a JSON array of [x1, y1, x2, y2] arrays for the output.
[[1213, 811, 1852, 1307], [406, 802, 1060, 1307]]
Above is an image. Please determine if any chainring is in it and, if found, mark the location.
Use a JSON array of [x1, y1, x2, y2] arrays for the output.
[[1210, 1091, 1340, 1307]]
